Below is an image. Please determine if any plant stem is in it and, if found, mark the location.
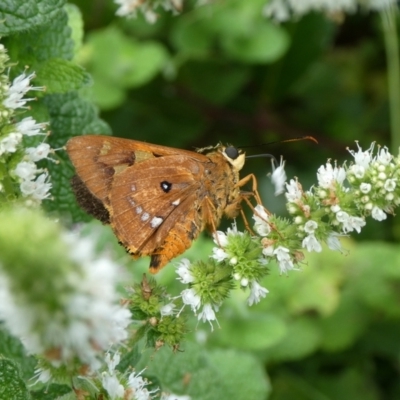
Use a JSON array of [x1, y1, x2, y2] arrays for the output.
[[381, 7, 400, 152]]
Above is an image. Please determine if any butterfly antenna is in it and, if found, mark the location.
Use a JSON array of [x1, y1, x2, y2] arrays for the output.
[[240, 135, 318, 149]]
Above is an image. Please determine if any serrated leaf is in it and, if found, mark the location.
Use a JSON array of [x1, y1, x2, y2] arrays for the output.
[[0, 359, 30, 400], [4, 6, 74, 74], [42, 92, 111, 220], [0, 0, 65, 36], [65, 3, 83, 58], [0, 325, 37, 381], [35, 59, 91, 93]]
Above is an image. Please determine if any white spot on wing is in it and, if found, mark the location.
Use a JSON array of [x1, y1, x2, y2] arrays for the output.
[[141, 212, 150, 221], [131, 184, 136, 191], [136, 206, 142, 214], [128, 198, 135, 206], [151, 217, 163, 228], [172, 199, 180, 206]]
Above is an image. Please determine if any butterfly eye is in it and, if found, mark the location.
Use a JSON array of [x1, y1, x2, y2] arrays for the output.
[[224, 146, 240, 160]]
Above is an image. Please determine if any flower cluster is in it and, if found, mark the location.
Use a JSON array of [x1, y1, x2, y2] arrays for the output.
[[114, 0, 183, 23], [0, 43, 52, 206], [263, 0, 397, 22], [0, 209, 131, 380], [173, 142, 400, 328]]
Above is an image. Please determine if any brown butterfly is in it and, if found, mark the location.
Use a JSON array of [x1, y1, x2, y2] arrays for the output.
[[66, 135, 263, 273]]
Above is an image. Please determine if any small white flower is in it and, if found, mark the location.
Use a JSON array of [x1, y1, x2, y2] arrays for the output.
[[247, 280, 269, 306], [181, 288, 201, 312], [348, 216, 366, 233], [375, 146, 392, 165], [127, 370, 147, 392], [371, 206, 387, 221], [16, 117, 47, 136], [253, 204, 271, 237], [336, 210, 349, 222], [271, 157, 287, 195], [213, 230, 229, 247], [211, 247, 228, 262], [13, 161, 38, 181], [326, 232, 343, 252], [304, 220, 318, 234], [302, 234, 322, 252], [285, 179, 302, 202], [384, 179, 396, 192], [102, 374, 125, 400], [273, 246, 295, 274], [0, 132, 23, 154], [348, 142, 374, 169], [360, 182, 372, 194], [160, 302, 176, 317], [262, 245, 274, 257], [105, 352, 121, 374], [198, 303, 218, 330], [349, 164, 366, 179], [20, 173, 52, 200], [317, 162, 346, 189], [176, 259, 194, 284], [3, 72, 44, 109], [25, 143, 51, 162]]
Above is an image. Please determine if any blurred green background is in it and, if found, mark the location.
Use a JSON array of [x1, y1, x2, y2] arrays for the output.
[[69, 1, 400, 399]]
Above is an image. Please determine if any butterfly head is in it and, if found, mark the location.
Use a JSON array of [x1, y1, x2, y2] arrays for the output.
[[221, 145, 245, 171]]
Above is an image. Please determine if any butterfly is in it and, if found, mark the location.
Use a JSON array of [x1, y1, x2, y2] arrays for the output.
[[66, 135, 263, 273]]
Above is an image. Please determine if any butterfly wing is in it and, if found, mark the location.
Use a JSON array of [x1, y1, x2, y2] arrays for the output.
[[67, 135, 210, 271], [109, 154, 206, 271]]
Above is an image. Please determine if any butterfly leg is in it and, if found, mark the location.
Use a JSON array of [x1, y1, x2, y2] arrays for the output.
[[236, 173, 265, 207]]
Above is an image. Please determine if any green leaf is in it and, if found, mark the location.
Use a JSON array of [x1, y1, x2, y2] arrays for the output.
[[30, 384, 72, 400], [171, 17, 213, 58], [262, 316, 321, 362], [0, 325, 37, 381], [211, 313, 287, 351], [35, 59, 92, 93], [42, 92, 111, 220], [136, 342, 270, 400], [221, 21, 289, 63], [319, 292, 369, 352], [207, 349, 271, 400], [0, 0, 65, 36], [4, 6, 74, 74], [117, 345, 142, 372], [84, 26, 168, 109], [65, 3, 83, 58], [0, 359, 30, 400], [349, 243, 400, 318]]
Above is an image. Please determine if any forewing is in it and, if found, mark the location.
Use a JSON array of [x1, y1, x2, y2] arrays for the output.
[[66, 135, 208, 204], [108, 154, 205, 254]]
